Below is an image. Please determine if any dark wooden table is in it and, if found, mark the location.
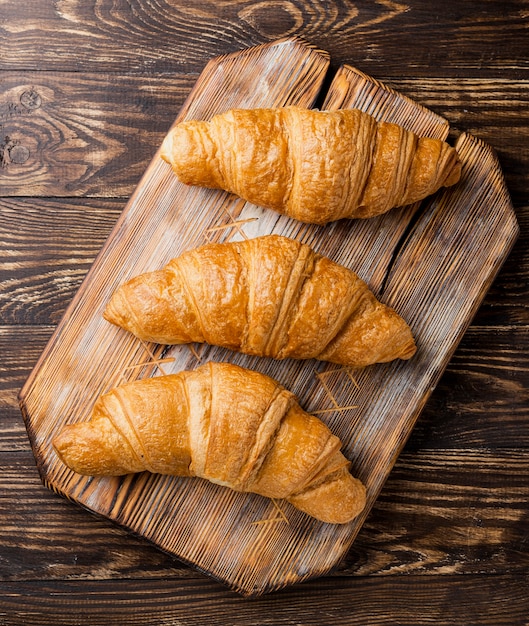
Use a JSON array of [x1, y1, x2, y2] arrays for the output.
[[1, 2, 528, 624]]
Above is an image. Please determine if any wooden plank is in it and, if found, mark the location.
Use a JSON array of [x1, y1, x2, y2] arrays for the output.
[[1, 575, 528, 626], [4, 323, 529, 452], [473, 206, 529, 325], [347, 448, 529, 576], [414, 325, 529, 449], [18, 39, 519, 595], [0, 452, 188, 582], [2, 76, 527, 204], [1, 202, 527, 328], [0, 198, 122, 325], [4, 324, 529, 454], [1, 0, 525, 78], [2, 448, 528, 582], [0, 73, 195, 196]]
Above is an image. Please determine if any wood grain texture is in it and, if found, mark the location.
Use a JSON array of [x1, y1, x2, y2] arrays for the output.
[[1, 575, 529, 626], [415, 326, 529, 449], [2, 202, 528, 330], [17, 39, 518, 595], [1, 1, 527, 621], [5, 324, 529, 452], [348, 448, 529, 575], [0, 73, 194, 196], [473, 206, 529, 325], [2, 75, 527, 205], [0, 451, 188, 582], [2, 447, 529, 583], [0, 198, 122, 325], [1, 0, 526, 77]]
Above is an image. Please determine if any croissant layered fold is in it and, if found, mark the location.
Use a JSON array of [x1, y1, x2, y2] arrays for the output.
[[53, 362, 367, 524], [161, 106, 461, 224], [103, 235, 416, 367]]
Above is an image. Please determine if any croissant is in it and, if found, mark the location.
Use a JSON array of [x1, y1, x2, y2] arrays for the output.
[[104, 235, 416, 367], [160, 106, 461, 224], [53, 362, 366, 524]]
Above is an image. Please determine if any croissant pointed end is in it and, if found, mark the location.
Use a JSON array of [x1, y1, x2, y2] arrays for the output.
[[288, 470, 367, 525], [399, 338, 417, 361], [160, 130, 174, 165], [103, 289, 128, 329], [52, 424, 75, 464], [52, 423, 108, 476], [380, 313, 417, 363], [53, 415, 142, 477], [444, 157, 462, 187]]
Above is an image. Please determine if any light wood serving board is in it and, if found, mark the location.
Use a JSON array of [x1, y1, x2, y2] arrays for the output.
[[19, 37, 519, 596]]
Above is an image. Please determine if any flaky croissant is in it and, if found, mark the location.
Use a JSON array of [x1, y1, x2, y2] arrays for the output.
[[53, 362, 366, 524], [161, 106, 461, 224], [104, 235, 416, 367]]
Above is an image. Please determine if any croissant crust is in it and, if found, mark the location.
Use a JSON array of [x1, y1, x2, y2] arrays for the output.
[[53, 362, 367, 524], [104, 235, 416, 367], [161, 106, 461, 224]]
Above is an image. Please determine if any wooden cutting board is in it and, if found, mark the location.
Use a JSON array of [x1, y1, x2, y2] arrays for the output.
[[19, 37, 519, 596]]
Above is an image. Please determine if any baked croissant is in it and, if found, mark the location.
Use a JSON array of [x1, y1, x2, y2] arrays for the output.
[[161, 106, 461, 224], [104, 235, 416, 367], [53, 362, 367, 524]]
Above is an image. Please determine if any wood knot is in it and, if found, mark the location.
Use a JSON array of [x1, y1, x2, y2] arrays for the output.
[[1, 137, 30, 167], [8, 143, 30, 164], [239, 1, 303, 38], [20, 89, 42, 111]]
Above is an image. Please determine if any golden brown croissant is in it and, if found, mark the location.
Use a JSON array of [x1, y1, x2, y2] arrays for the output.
[[104, 235, 416, 367], [161, 106, 461, 224], [52, 362, 366, 524]]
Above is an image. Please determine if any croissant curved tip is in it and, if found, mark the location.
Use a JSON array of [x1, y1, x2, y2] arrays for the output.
[[52, 423, 97, 476], [103, 289, 127, 329], [53, 418, 140, 477], [288, 470, 367, 525], [444, 157, 462, 187], [399, 340, 417, 361], [52, 426, 73, 464], [160, 131, 173, 164]]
